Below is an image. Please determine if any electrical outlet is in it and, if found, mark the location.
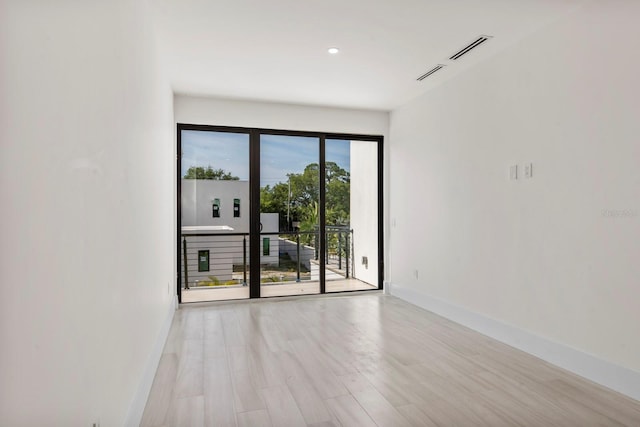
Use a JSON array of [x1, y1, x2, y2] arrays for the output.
[[524, 163, 533, 179], [362, 256, 368, 268], [414, 269, 419, 280], [91, 421, 100, 427]]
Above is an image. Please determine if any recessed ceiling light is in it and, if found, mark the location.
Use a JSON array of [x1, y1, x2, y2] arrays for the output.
[[327, 47, 340, 54]]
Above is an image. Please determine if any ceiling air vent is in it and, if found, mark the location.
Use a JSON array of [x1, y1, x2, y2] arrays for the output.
[[417, 64, 445, 81], [449, 35, 492, 60]]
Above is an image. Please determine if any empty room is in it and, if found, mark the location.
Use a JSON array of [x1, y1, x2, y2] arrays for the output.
[[2, 0, 639, 426]]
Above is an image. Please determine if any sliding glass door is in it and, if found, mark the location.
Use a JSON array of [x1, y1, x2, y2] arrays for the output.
[[179, 129, 251, 303], [325, 139, 378, 292], [177, 125, 382, 303], [259, 134, 320, 297]]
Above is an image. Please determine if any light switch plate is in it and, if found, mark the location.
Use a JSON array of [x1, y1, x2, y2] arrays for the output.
[[510, 165, 518, 180]]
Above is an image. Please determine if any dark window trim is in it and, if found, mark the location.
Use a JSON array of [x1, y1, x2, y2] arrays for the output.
[[179, 123, 382, 142], [212, 198, 220, 218]]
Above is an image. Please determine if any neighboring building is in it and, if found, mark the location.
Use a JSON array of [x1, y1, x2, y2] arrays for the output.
[[181, 179, 279, 285], [349, 140, 378, 286]]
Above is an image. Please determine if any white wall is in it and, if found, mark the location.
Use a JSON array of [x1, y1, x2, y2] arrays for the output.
[[0, 1, 175, 426], [350, 140, 379, 285], [389, 0, 640, 398], [175, 95, 389, 137]]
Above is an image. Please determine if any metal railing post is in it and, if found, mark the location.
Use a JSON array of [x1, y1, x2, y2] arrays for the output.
[[345, 231, 350, 279], [183, 235, 189, 289], [243, 235, 247, 285], [338, 231, 342, 270], [296, 232, 301, 282], [325, 232, 329, 265]]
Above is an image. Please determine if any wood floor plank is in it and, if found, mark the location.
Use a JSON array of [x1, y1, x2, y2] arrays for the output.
[[204, 393, 237, 427], [395, 404, 440, 427], [352, 388, 413, 427], [324, 394, 377, 427], [249, 346, 288, 389], [174, 356, 203, 399], [408, 397, 480, 427], [203, 357, 237, 426], [260, 385, 307, 427], [140, 353, 178, 427], [544, 378, 640, 426], [286, 378, 333, 425], [222, 311, 246, 347], [203, 314, 227, 359], [142, 294, 640, 427], [168, 396, 205, 427], [480, 388, 563, 426], [337, 372, 374, 395], [307, 422, 338, 427], [237, 409, 272, 427], [227, 345, 250, 372], [360, 366, 441, 407], [230, 368, 266, 413], [287, 339, 349, 399]]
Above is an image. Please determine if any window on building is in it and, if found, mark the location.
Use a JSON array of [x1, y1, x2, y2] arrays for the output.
[[263, 238, 270, 256], [233, 198, 240, 218], [212, 198, 220, 218], [198, 250, 210, 272]]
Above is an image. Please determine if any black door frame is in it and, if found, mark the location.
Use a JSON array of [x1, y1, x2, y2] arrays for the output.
[[177, 123, 383, 302]]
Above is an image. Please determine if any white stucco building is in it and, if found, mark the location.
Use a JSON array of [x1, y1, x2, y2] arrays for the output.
[[349, 140, 379, 286], [181, 179, 279, 285]]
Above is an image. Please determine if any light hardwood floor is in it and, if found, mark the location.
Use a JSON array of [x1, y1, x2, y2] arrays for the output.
[[141, 292, 640, 426]]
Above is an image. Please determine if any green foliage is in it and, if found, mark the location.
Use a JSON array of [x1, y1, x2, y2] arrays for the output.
[[202, 276, 221, 286], [199, 277, 238, 287], [260, 161, 350, 231], [325, 162, 350, 225], [184, 165, 239, 180]]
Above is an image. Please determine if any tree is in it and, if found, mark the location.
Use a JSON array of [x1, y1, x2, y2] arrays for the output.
[[289, 163, 320, 224], [183, 165, 239, 180], [260, 183, 291, 229], [325, 162, 350, 225], [259, 162, 350, 231]]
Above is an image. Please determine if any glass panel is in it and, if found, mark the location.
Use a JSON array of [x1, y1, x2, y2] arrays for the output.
[[325, 139, 378, 292], [260, 134, 320, 297], [180, 130, 250, 302]]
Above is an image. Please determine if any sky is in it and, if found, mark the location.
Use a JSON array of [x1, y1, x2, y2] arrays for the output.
[[181, 130, 350, 186]]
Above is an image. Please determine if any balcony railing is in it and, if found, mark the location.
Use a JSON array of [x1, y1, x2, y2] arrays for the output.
[[180, 227, 353, 289]]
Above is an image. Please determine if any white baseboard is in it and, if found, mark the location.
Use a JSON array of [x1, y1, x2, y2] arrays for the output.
[[124, 295, 177, 427], [388, 283, 640, 402], [383, 280, 391, 294]]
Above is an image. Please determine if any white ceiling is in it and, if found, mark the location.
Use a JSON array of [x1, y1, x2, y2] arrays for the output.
[[151, 0, 585, 111]]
